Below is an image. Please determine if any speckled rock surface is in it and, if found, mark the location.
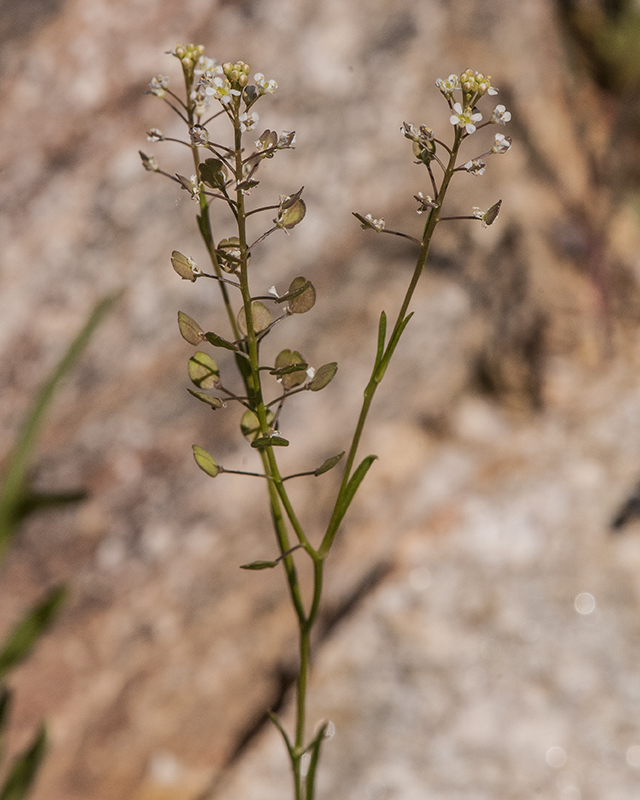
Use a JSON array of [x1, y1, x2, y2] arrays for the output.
[[1, 1, 640, 799]]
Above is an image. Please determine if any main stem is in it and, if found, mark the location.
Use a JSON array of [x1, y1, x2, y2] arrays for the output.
[[228, 105, 319, 799], [200, 84, 462, 800]]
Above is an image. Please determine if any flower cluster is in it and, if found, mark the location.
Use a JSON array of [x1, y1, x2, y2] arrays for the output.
[[190, 57, 278, 119], [394, 69, 513, 225]]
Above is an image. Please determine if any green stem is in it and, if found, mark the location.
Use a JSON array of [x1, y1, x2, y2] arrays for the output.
[[319, 132, 462, 558], [228, 106, 315, 799], [184, 70, 241, 343]]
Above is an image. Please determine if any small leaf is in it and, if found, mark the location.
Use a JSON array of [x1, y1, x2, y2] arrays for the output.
[[314, 451, 345, 476], [0, 724, 47, 800], [251, 436, 290, 449], [192, 445, 220, 477], [178, 311, 205, 346], [241, 409, 275, 443], [203, 332, 237, 351], [187, 389, 223, 409], [0, 586, 66, 680], [199, 158, 228, 190], [273, 349, 307, 390], [240, 559, 279, 570], [237, 302, 272, 336], [287, 277, 316, 314], [308, 362, 338, 391], [188, 352, 220, 389], [171, 251, 200, 282]]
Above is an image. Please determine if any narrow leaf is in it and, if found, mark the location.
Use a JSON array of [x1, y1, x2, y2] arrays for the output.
[[0, 292, 119, 558], [374, 312, 414, 383], [308, 362, 338, 392], [0, 725, 47, 800], [305, 722, 329, 800], [196, 213, 211, 246], [187, 389, 223, 410], [203, 332, 237, 351], [239, 559, 279, 570], [269, 363, 308, 377], [251, 436, 289, 449], [268, 712, 295, 760], [314, 452, 345, 476], [376, 310, 387, 366], [328, 455, 378, 537], [274, 280, 311, 304], [192, 445, 220, 477], [0, 687, 12, 733], [0, 586, 66, 680], [13, 490, 87, 523]]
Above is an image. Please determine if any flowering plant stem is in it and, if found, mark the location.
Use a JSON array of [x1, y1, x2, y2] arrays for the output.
[[144, 51, 509, 799]]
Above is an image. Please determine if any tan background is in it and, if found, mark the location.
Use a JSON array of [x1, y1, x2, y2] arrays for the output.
[[2, 0, 640, 798]]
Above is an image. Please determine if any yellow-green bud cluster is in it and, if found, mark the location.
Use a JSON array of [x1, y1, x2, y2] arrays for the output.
[[223, 61, 251, 89], [460, 69, 494, 106], [174, 42, 205, 73]]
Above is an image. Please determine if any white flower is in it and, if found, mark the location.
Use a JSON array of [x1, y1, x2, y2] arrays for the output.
[[254, 73, 278, 95], [277, 131, 296, 149], [194, 56, 221, 78], [414, 192, 437, 214], [472, 207, 485, 222], [146, 128, 164, 142], [239, 111, 259, 132], [401, 121, 419, 140], [148, 75, 169, 98], [204, 76, 241, 105], [189, 124, 209, 146], [190, 86, 209, 117], [449, 102, 482, 134], [140, 152, 160, 172], [492, 133, 511, 154], [464, 159, 486, 176], [189, 174, 202, 201], [436, 74, 459, 96], [490, 104, 511, 125], [361, 213, 385, 232], [268, 286, 279, 297], [306, 366, 316, 380], [187, 255, 202, 277]]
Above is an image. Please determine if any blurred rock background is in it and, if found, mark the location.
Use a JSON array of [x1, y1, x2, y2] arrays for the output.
[[2, 0, 640, 798]]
